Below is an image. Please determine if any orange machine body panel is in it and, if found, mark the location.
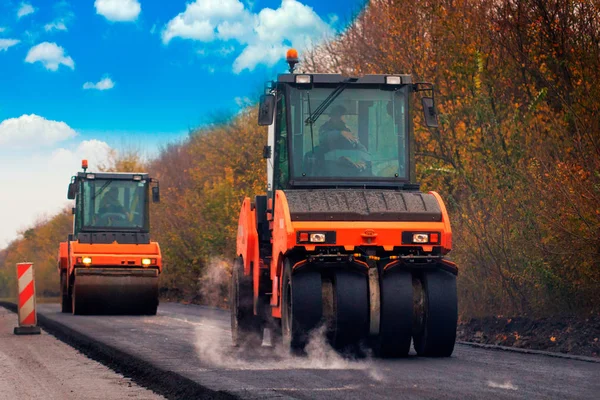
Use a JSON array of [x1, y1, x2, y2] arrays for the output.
[[267, 190, 453, 318], [236, 198, 259, 278], [58, 242, 69, 271], [66, 241, 162, 276]]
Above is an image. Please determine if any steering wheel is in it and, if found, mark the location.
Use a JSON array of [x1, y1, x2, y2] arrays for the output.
[[98, 212, 128, 225]]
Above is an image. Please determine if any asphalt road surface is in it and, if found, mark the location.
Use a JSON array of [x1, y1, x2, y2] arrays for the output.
[[36, 303, 599, 400]]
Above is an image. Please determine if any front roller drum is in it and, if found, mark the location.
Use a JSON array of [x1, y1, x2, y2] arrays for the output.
[[72, 268, 159, 315], [281, 259, 322, 353], [413, 269, 458, 357], [230, 257, 262, 348], [372, 268, 413, 357]]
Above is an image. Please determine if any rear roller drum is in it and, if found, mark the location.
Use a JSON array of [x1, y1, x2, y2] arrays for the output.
[[281, 259, 322, 353], [328, 269, 369, 352], [373, 268, 413, 358], [413, 269, 458, 357], [231, 257, 262, 348]]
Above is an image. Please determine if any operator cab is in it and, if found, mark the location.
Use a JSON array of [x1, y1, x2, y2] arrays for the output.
[[67, 161, 160, 244], [260, 50, 438, 194]]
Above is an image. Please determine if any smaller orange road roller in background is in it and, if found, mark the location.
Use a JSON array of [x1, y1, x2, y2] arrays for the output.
[[58, 160, 162, 315], [232, 49, 458, 357]]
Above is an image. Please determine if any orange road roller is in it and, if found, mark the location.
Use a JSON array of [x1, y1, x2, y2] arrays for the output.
[[58, 161, 162, 315], [231, 50, 458, 357]]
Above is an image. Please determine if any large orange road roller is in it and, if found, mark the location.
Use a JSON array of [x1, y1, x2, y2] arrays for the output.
[[232, 50, 458, 357], [58, 161, 162, 315]]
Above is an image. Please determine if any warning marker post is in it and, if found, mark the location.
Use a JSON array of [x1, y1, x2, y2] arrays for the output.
[[14, 262, 41, 335]]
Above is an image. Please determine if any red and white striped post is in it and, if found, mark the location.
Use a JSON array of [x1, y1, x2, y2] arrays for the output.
[[14, 262, 41, 335]]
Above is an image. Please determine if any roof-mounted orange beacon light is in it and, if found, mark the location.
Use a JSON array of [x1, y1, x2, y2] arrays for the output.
[[82, 159, 88, 172], [286, 48, 299, 73]]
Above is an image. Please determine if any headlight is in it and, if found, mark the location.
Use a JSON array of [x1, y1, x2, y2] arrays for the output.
[[412, 233, 429, 243], [386, 76, 401, 85], [82, 257, 92, 265], [309, 233, 326, 243], [295, 75, 311, 84], [141, 258, 152, 266]]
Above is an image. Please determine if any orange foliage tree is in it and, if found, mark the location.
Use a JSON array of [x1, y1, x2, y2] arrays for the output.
[[306, 0, 599, 316]]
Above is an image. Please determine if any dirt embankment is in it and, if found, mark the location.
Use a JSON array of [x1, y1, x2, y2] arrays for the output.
[[457, 315, 600, 358]]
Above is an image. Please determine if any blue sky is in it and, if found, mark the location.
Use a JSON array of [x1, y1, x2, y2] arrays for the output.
[[0, 0, 364, 247]]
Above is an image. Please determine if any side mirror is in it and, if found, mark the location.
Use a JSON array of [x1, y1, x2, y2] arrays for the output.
[[152, 186, 160, 203], [67, 182, 76, 200], [421, 97, 439, 128], [258, 94, 275, 126]]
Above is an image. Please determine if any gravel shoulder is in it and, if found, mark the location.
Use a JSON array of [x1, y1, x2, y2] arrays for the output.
[[0, 308, 163, 400]]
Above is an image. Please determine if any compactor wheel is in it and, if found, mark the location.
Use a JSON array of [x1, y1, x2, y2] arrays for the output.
[[373, 268, 413, 357], [230, 257, 262, 348], [328, 269, 369, 352], [71, 279, 87, 315], [281, 259, 322, 353], [60, 271, 72, 313], [413, 269, 458, 357]]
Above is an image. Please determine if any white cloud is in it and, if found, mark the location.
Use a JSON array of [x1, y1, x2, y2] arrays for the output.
[[161, 0, 251, 44], [17, 2, 35, 19], [0, 114, 77, 148], [95, 0, 141, 22], [25, 42, 75, 71], [44, 21, 68, 32], [0, 39, 20, 52], [162, 0, 333, 73], [83, 77, 115, 91], [0, 139, 112, 248]]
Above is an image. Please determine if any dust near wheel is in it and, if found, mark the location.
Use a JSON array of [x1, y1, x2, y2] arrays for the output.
[[230, 257, 262, 348], [412, 269, 458, 357]]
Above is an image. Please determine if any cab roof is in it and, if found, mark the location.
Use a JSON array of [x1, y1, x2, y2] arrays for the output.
[[276, 73, 413, 85], [76, 172, 150, 180]]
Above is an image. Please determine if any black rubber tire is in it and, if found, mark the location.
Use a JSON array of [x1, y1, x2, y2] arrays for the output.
[[142, 301, 158, 316], [329, 269, 369, 352], [71, 279, 86, 315], [373, 268, 413, 358], [230, 257, 262, 348], [60, 271, 72, 313], [413, 269, 458, 357], [281, 259, 322, 353]]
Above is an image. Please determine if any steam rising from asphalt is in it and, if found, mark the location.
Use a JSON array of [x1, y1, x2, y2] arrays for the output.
[[197, 257, 230, 308], [193, 257, 387, 382], [194, 323, 367, 371]]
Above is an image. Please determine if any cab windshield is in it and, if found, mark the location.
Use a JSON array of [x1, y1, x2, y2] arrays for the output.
[[280, 85, 409, 184], [78, 179, 149, 231]]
